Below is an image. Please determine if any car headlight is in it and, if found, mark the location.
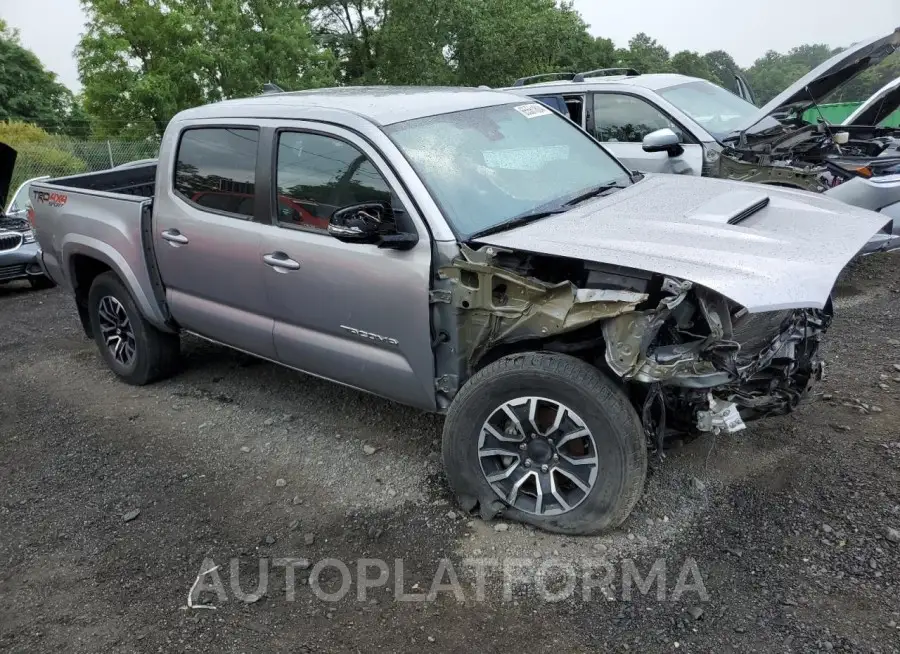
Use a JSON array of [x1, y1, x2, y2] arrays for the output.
[[23, 230, 36, 244]]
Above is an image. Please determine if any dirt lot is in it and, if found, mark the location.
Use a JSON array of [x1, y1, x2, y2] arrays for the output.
[[2, 253, 900, 653]]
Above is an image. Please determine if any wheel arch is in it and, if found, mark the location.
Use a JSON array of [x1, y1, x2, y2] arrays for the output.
[[63, 236, 173, 333]]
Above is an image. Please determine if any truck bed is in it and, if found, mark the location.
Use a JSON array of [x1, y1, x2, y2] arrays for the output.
[[44, 162, 157, 198], [31, 161, 172, 330]]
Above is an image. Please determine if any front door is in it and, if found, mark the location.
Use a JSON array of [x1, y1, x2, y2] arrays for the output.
[[153, 125, 276, 358], [257, 125, 436, 410], [590, 92, 703, 175]]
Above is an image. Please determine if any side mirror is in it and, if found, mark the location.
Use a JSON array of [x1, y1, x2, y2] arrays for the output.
[[327, 203, 385, 243], [327, 202, 419, 251], [642, 128, 684, 157]]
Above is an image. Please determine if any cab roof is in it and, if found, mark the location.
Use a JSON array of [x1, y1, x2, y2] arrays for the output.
[[174, 86, 525, 127]]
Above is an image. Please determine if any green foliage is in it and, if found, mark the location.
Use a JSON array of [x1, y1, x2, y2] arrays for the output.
[[16, 0, 891, 134], [0, 122, 88, 192], [77, 0, 337, 137], [313, 0, 599, 87], [745, 49, 822, 105], [0, 19, 79, 133], [670, 51, 717, 83], [619, 33, 672, 74], [831, 51, 900, 103], [449, 0, 597, 87]]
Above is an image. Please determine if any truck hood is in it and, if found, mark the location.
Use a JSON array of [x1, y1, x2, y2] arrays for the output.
[[0, 142, 16, 213], [472, 174, 889, 313], [842, 75, 900, 126], [737, 28, 900, 134]]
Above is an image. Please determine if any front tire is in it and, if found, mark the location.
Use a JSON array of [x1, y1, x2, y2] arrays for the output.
[[442, 352, 647, 535], [87, 272, 179, 385]]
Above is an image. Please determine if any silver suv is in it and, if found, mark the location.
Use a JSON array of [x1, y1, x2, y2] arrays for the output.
[[507, 28, 900, 254], [31, 87, 888, 535]]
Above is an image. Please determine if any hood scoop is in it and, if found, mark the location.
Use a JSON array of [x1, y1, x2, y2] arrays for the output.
[[686, 190, 770, 226]]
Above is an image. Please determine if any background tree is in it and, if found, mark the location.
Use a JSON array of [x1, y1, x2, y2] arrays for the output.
[[312, 0, 599, 87], [670, 51, 716, 83], [0, 19, 78, 133], [77, 0, 336, 137], [309, 0, 384, 84], [447, 0, 596, 87], [17, 0, 896, 134], [619, 33, 671, 73]]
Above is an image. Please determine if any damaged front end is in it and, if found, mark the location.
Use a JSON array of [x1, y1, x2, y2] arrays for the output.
[[602, 277, 831, 441], [438, 245, 831, 443]]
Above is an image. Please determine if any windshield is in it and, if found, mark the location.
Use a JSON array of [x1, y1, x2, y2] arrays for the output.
[[384, 102, 630, 238], [6, 181, 34, 214], [658, 80, 765, 140]]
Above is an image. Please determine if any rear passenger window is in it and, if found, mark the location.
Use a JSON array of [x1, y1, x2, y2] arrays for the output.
[[174, 127, 259, 219], [275, 132, 393, 231]]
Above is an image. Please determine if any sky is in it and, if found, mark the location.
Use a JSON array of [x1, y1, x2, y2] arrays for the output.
[[4, 0, 900, 92]]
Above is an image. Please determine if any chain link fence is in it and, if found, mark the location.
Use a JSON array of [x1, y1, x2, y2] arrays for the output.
[[1, 121, 161, 205], [6, 136, 160, 198]]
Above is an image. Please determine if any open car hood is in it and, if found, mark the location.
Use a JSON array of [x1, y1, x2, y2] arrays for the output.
[[842, 75, 900, 126], [738, 28, 900, 134], [472, 174, 888, 313], [0, 142, 16, 213]]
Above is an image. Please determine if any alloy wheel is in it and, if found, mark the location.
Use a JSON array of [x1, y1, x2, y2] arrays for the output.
[[478, 396, 599, 516], [97, 295, 136, 367]]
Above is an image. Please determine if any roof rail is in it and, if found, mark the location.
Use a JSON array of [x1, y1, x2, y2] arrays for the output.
[[262, 82, 284, 94], [578, 68, 640, 78], [512, 72, 583, 87]]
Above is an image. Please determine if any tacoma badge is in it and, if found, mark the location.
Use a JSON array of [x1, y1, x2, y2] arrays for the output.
[[340, 325, 399, 346]]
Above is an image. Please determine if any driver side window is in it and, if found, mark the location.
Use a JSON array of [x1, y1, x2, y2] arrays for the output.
[[275, 132, 393, 232], [591, 93, 679, 143]]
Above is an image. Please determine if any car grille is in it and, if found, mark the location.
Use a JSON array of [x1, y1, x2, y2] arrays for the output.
[[0, 264, 28, 281], [0, 232, 23, 252]]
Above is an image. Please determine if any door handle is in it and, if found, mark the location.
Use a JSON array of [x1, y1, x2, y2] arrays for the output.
[[161, 229, 189, 245], [263, 252, 301, 272]]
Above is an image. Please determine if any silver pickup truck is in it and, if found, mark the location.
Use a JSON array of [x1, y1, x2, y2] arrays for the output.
[[32, 87, 889, 535]]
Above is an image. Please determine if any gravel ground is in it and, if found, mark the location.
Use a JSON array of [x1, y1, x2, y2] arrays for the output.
[[2, 252, 900, 653]]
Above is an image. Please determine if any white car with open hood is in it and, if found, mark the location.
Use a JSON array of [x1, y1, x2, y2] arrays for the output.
[[507, 27, 900, 254]]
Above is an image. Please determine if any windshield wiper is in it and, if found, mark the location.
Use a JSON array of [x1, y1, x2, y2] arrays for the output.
[[562, 181, 628, 207], [466, 205, 569, 241], [466, 180, 629, 241]]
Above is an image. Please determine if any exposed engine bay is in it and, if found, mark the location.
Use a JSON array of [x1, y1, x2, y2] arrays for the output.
[[439, 245, 830, 447], [719, 119, 900, 192]]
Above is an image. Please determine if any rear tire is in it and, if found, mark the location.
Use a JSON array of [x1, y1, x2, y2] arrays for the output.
[[442, 352, 647, 535], [87, 271, 179, 385]]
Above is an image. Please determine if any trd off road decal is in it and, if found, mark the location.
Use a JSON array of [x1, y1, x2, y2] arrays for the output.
[[32, 189, 68, 208]]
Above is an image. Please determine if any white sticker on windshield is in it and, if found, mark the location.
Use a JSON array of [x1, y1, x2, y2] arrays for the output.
[[514, 103, 552, 119]]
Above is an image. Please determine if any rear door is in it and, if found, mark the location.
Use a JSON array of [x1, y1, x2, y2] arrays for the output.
[[153, 124, 276, 358], [256, 124, 436, 410], [589, 92, 703, 175]]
